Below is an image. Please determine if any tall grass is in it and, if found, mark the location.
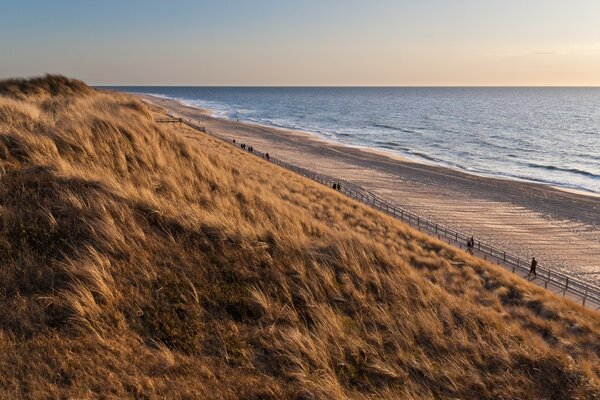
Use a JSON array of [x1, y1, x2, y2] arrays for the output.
[[0, 75, 598, 399]]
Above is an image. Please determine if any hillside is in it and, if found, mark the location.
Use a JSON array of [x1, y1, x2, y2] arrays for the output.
[[0, 76, 599, 399]]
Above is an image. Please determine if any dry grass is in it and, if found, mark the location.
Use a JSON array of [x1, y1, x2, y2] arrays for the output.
[[0, 75, 598, 399]]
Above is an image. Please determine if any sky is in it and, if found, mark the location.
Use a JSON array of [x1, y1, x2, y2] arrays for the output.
[[1, 0, 600, 86]]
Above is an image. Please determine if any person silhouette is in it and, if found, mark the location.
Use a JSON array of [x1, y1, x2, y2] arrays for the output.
[[466, 236, 474, 254], [528, 257, 537, 278]]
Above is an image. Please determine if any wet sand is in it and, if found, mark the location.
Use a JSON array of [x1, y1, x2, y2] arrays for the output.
[[139, 94, 600, 285]]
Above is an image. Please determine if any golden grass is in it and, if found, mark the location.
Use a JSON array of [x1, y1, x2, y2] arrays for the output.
[[0, 75, 598, 399]]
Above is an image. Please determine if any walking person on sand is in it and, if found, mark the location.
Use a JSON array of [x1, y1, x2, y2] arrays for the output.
[[528, 257, 537, 278]]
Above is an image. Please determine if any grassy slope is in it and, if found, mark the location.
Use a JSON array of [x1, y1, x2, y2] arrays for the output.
[[0, 76, 598, 399]]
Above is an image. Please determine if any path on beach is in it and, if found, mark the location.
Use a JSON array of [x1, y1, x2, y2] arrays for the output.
[[141, 95, 600, 288]]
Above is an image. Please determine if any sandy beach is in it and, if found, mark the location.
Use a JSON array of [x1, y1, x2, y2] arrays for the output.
[[140, 94, 600, 285]]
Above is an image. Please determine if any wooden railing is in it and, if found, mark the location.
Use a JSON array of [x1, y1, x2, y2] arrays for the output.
[[156, 117, 183, 123], [180, 118, 600, 310]]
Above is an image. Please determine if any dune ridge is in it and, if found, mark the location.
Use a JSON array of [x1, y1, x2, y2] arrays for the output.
[[0, 76, 598, 399]]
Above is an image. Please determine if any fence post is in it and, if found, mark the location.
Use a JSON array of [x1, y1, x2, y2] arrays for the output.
[[564, 278, 569, 297], [583, 285, 588, 306], [503, 252, 506, 262]]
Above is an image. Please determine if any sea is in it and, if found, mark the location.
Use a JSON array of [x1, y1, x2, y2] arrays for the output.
[[108, 87, 600, 195]]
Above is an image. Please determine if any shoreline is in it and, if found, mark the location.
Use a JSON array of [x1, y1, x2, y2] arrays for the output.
[[139, 93, 600, 203], [137, 92, 600, 198], [137, 93, 600, 285]]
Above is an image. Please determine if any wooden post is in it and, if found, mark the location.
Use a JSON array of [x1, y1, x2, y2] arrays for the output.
[[583, 285, 588, 306]]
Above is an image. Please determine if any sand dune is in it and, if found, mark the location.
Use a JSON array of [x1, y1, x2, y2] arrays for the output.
[[1, 77, 599, 398]]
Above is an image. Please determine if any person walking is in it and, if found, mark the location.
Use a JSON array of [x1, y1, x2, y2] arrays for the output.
[[528, 257, 537, 278], [466, 237, 474, 254]]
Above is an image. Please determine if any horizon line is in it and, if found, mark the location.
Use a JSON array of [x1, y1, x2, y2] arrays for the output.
[[96, 84, 600, 88]]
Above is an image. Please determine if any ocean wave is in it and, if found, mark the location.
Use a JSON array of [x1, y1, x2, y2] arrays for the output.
[[372, 123, 419, 134], [374, 140, 400, 148], [397, 148, 447, 164], [145, 93, 173, 100], [490, 170, 599, 194], [527, 163, 600, 179]]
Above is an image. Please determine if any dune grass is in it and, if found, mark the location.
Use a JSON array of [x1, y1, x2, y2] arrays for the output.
[[0, 75, 598, 399]]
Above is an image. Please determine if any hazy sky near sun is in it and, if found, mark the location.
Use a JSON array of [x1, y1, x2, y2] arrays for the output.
[[1, 0, 600, 86]]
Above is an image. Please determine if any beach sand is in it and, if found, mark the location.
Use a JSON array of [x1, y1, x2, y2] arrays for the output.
[[139, 94, 600, 285]]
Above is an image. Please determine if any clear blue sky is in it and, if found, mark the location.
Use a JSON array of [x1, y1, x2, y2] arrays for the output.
[[1, 0, 599, 85]]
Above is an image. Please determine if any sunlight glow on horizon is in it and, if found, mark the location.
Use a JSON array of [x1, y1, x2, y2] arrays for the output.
[[1, 0, 600, 86]]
